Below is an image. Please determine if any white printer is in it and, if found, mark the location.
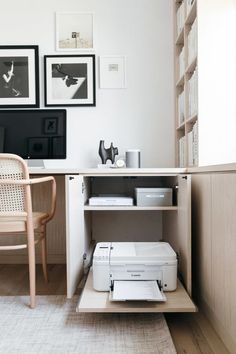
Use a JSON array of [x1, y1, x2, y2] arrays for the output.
[[93, 242, 177, 302]]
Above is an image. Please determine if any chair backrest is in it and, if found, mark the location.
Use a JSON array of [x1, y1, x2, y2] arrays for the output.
[[0, 154, 29, 213]]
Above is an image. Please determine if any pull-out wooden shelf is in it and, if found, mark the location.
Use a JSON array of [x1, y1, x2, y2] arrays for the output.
[[77, 270, 197, 313]]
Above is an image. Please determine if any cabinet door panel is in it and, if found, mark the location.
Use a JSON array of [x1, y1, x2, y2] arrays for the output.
[[66, 175, 85, 298], [177, 175, 192, 295], [191, 174, 212, 305], [211, 174, 236, 337], [163, 175, 192, 295]]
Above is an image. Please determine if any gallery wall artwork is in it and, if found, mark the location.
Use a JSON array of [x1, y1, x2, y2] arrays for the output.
[[99, 56, 126, 89], [0, 45, 39, 108], [44, 54, 96, 106], [56, 12, 94, 51], [0, 12, 128, 110]]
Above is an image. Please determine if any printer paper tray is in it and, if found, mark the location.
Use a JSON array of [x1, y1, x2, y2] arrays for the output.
[[109, 280, 166, 302]]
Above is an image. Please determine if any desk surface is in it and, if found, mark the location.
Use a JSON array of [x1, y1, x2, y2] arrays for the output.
[[29, 167, 187, 176], [29, 163, 236, 175]]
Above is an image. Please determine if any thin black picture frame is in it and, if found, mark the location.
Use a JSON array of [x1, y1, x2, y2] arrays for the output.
[[0, 45, 39, 108], [44, 54, 96, 107]]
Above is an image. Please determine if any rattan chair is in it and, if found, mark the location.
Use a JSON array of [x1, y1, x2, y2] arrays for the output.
[[0, 154, 56, 308]]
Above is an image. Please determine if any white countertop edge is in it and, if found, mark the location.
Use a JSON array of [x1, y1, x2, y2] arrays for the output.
[[187, 163, 236, 173], [29, 164, 236, 175], [29, 167, 187, 175], [77, 168, 187, 176]]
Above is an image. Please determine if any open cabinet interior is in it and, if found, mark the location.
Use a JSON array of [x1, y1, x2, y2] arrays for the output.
[[72, 172, 196, 313]]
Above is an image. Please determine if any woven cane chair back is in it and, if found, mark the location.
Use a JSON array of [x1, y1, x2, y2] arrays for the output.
[[0, 155, 28, 212]]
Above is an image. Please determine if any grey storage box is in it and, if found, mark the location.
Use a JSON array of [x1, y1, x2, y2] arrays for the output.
[[135, 188, 173, 207]]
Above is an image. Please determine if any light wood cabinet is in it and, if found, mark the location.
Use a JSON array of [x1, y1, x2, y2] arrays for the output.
[[211, 174, 236, 343], [192, 173, 236, 352], [73, 170, 196, 313], [0, 167, 196, 314]]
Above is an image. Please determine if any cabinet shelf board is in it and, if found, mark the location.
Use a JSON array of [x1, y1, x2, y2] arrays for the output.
[[176, 122, 185, 131], [84, 205, 178, 211], [186, 113, 198, 125], [77, 270, 197, 313], [185, 1, 197, 25], [175, 27, 184, 45], [176, 75, 185, 87], [186, 56, 197, 75]]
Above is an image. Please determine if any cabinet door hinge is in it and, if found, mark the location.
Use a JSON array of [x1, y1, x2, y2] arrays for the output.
[[82, 182, 85, 194]]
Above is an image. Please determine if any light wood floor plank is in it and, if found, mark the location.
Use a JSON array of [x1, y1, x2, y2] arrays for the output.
[[166, 314, 213, 354], [0, 264, 66, 295], [166, 313, 229, 354]]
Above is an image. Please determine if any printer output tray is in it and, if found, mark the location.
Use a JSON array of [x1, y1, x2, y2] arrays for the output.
[[109, 280, 167, 302]]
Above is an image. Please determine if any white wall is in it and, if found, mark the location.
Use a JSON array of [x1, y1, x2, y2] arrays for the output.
[[0, 0, 175, 168]]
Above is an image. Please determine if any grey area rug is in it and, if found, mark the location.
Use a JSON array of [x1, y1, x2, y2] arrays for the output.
[[0, 296, 176, 354]]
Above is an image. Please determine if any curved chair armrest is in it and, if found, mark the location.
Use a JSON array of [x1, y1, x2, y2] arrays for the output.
[[29, 176, 56, 223], [0, 176, 56, 223]]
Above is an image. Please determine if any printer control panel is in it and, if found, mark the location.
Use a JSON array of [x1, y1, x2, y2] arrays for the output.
[[93, 242, 111, 262], [93, 242, 111, 291]]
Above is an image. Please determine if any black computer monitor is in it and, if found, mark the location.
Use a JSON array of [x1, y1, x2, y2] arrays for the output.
[[0, 109, 66, 160]]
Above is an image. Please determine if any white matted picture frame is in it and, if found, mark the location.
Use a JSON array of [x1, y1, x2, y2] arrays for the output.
[[56, 12, 94, 51], [44, 54, 96, 107], [0, 45, 39, 108], [99, 56, 126, 89]]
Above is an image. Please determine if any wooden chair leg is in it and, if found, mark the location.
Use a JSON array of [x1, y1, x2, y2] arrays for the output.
[[41, 225, 48, 283], [27, 227, 36, 309]]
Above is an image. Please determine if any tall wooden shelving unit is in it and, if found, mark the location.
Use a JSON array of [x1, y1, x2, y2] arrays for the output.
[[174, 0, 198, 167]]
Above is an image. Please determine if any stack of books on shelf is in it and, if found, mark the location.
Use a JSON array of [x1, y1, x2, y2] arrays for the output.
[[188, 68, 198, 117], [186, 0, 195, 16], [187, 18, 197, 65], [178, 90, 185, 126], [176, 1, 185, 36], [178, 136, 186, 167], [187, 121, 198, 166], [178, 47, 185, 79]]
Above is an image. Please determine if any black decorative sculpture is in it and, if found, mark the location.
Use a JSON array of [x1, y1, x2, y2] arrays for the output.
[[99, 140, 118, 164]]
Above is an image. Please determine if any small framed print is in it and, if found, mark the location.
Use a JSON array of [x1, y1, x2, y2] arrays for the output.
[[44, 54, 96, 107], [56, 12, 94, 51], [0, 45, 39, 108], [44, 117, 58, 134], [99, 56, 126, 89]]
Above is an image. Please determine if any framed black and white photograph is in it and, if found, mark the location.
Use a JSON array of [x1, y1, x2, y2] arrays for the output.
[[56, 12, 94, 51], [44, 55, 96, 106], [99, 56, 126, 89], [0, 45, 39, 108]]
